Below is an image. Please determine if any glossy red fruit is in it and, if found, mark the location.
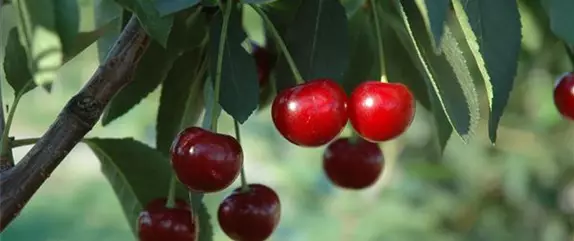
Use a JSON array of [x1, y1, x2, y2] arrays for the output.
[[271, 79, 348, 147], [137, 198, 198, 241], [554, 72, 574, 120], [170, 127, 243, 193], [251, 43, 273, 87], [323, 137, 383, 189], [218, 184, 281, 241], [348, 81, 415, 142]]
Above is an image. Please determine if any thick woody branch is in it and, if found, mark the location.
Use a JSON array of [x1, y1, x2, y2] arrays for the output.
[[0, 16, 150, 231]]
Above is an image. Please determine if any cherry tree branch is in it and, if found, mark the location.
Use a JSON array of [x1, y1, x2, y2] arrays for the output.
[[0, 16, 150, 231]]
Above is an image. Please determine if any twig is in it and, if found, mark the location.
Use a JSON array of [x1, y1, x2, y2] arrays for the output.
[[0, 16, 150, 231]]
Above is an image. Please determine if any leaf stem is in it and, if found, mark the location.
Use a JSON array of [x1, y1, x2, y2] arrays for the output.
[[369, 0, 387, 83], [0, 81, 31, 165], [165, 175, 177, 208], [211, 0, 234, 132], [11, 137, 40, 148], [249, 4, 305, 85], [234, 120, 249, 192]]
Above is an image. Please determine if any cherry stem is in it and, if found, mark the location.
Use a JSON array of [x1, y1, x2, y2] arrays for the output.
[[369, 0, 388, 83], [234, 119, 249, 192], [165, 175, 177, 208], [249, 4, 305, 85], [564, 43, 574, 68], [211, 0, 234, 132], [11, 137, 39, 148]]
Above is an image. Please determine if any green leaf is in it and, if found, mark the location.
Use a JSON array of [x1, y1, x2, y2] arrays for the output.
[[209, 5, 259, 124], [274, 0, 350, 90], [413, 0, 449, 51], [63, 21, 117, 63], [155, 0, 200, 16], [101, 41, 178, 126], [94, 0, 123, 63], [102, 11, 207, 125], [53, 0, 80, 58], [542, 0, 574, 46], [14, 0, 62, 91], [156, 49, 206, 155], [341, 8, 377, 95], [242, 0, 276, 3], [452, 0, 522, 143], [375, 3, 450, 150], [85, 138, 190, 235], [4, 28, 35, 95], [340, 0, 367, 17], [392, 0, 479, 142], [115, 0, 174, 47]]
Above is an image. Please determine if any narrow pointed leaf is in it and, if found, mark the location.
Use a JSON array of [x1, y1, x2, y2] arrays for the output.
[[4, 28, 35, 95], [414, 0, 449, 51], [452, 0, 521, 143], [392, 0, 479, 142], [273, 0, 349, 90], [54, 0, 80, 58], [209, 6, 259, 123], [85, 138, 189, 235], [156, 49, 206, 155]]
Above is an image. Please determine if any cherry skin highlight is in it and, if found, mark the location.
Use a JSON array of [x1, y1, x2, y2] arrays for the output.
[[137, 198, 198, 241], [348, 81, 415, 142], [170, 127, 243, 193], [218, 184, 281, 241], [554, 72, 574, 121], [323, 137, 384, 189], [271, 79, 348, 147]]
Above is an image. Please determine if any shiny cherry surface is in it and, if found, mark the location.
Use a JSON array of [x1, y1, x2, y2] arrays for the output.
[[323, 137, 384, 189], [137, 198, 198, 241], [348, 81, 415, 142], [554, 72, 574, 120], [218, 184, 281, 241], [271, 79, 348, 147], [170, 127, 243, 193]]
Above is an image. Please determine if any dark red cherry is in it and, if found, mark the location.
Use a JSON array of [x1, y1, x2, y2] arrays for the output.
[[251, 43, 273, 87], [323, 137, 384, 189], [137, 198, 198, 241], [271, 79, 348, 147], [218, 184, 281, 241], [348, 81, 415, 142], [170, 127, 243, 193], [554, 72, 574, 120]]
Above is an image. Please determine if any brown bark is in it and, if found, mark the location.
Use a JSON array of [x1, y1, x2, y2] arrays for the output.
[[0, 16, 150, 231]]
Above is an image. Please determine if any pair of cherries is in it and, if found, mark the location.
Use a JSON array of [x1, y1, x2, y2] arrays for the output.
[[138, 127, 280, 241], [271, 78, 415, 190], [137, 127, 281, 241]]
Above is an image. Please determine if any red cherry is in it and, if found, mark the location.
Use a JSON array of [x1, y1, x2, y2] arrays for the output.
[[218, 184, 281, 241], [323, 137, 384, 189], [137, 198, 198, 241], [271, 79, 348, 147], [251, 43, 273, 87], [170, 127, 243, 193], [554, 72, 574, 120], [348, 81, 415, 142]]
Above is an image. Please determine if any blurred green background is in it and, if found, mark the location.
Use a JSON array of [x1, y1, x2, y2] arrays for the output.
[[1, 0, 574, 240]]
